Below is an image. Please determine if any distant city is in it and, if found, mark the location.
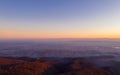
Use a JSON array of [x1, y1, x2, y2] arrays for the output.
[[0, 39, 120, 59]]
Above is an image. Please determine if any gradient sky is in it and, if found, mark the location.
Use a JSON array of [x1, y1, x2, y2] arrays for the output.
[[0, 0, 120, 39]]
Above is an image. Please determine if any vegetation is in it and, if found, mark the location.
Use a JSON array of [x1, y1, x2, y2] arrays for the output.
[[0, 57, 119, 75]]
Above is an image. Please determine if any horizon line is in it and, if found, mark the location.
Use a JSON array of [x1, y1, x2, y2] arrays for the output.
[[0, 37, 120, 40]]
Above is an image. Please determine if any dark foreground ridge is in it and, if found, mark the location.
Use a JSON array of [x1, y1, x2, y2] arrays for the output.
[[0, 57, 120, 75]]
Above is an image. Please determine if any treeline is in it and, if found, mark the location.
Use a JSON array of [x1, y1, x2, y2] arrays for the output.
[[0, 57, 119, 75]]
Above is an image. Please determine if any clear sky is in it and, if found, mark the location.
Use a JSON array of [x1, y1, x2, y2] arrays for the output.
[[0, 0, 120, 39]]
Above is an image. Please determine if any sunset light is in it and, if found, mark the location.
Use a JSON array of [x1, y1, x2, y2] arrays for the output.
[[0, 0, 120, 39]]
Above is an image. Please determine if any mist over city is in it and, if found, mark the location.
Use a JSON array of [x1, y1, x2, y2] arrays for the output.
[[0, 0, 120, 75]]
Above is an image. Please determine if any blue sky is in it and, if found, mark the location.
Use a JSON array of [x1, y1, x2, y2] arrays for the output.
[[0, 0, 120, 39]]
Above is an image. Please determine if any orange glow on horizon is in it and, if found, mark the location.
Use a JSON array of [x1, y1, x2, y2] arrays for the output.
[[1, 31, 120, 39], [0, 29, 120, 39]]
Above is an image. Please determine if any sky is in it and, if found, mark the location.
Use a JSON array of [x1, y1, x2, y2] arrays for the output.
[[0, 0, 120, 39]]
